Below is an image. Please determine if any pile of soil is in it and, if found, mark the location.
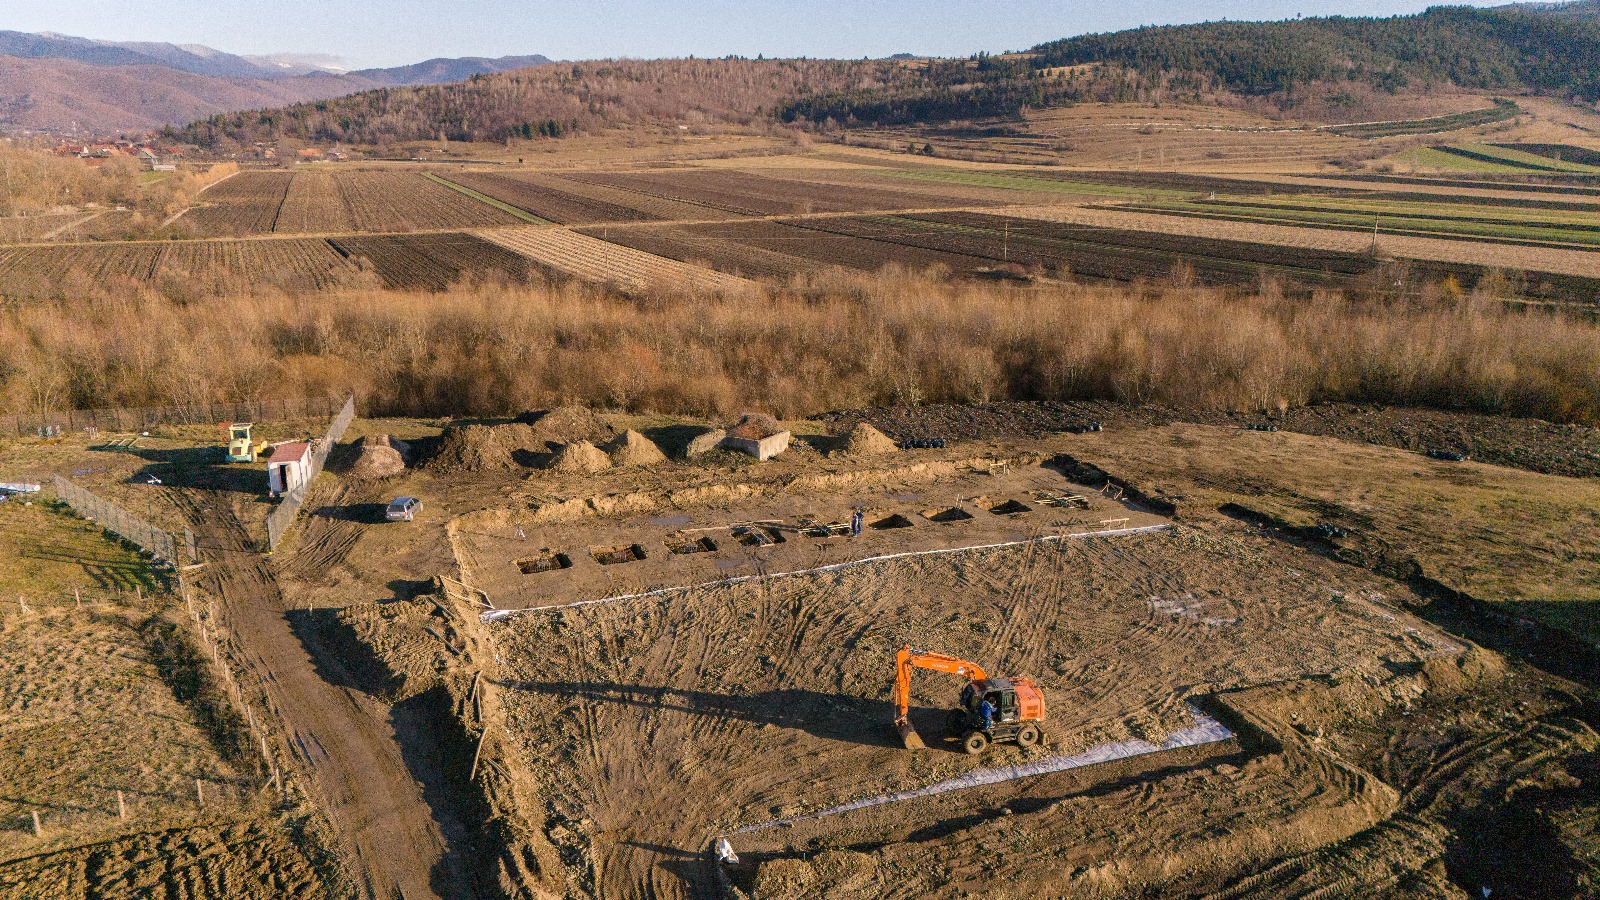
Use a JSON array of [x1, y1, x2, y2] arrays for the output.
[[424, 425, 516, 473], [347, 434, 407, 479], [685, 428, 727, 458], [728, 412, 782, 440], [523, 406, 615, 445], [544, 440, 612, 474], [823, 400, 1600, 479], [606, 430, 668, 467], [834, 422, 898, 457]]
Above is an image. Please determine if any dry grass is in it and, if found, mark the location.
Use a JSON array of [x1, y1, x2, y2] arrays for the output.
[[1064, 423, 1600, 645], [1, 267, 1596, 426], [0, 502, 259, 861]]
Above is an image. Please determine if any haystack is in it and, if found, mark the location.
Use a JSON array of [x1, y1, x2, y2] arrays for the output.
[[424, 425, 515, 473], [835, 422, 898, 456], [524, 406, 615, 445], [544, 439, 613, 474], [347, 434, 406, 479], [606, 430, 668, 467]]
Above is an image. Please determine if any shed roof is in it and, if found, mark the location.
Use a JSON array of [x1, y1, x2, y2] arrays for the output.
[[267, 442, 312, 463]]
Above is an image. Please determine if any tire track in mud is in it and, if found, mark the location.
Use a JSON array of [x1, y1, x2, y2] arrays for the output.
[[176, 489, 467, 900]]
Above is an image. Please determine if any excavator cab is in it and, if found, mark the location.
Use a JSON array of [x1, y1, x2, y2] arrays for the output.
[[954, 679, 1020, 731]]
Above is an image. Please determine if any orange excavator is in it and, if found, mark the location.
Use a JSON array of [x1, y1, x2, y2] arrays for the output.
[[893, 645, 1046, 754]]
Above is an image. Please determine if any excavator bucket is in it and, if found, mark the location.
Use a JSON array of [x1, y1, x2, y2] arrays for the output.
[[895, 717, 925, 750]]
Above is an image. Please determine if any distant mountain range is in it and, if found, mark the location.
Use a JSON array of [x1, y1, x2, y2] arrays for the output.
[[0, 30, 553, 135]]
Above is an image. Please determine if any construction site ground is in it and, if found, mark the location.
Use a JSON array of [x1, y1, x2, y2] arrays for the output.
[[0, 404, 1596, 899]]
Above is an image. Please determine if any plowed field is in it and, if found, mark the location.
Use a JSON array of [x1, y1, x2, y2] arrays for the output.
[[479, 226, 750, 292], [184, 172, 292, 236], [0, 238, 356, 299], [327, 232, 536, 290]]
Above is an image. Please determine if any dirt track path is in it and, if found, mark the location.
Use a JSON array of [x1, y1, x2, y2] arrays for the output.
[[182, 489, 466, 900]]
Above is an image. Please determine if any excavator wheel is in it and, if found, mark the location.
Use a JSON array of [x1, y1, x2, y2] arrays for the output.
[[1016, 723, 1041, 749], [963, 730, 990, 755]]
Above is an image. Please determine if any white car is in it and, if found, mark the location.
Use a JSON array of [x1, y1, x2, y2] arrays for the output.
[[385, 497, 422, 522]]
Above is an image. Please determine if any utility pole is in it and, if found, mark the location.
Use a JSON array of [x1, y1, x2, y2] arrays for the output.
[[1003, 222, 1009, 262], [1371, 216, 1380, 257]]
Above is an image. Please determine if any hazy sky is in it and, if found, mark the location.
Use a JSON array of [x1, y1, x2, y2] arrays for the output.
[[0, 0, 1515, 69]]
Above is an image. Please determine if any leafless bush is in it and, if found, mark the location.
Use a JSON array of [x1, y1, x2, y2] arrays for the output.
[[1, 269, 1595, 423]]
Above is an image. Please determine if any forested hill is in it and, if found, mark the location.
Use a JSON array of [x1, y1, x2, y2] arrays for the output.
[[172, 57, 901, 147], [782, 3, 1600, 126], [1031, 4, 1600, 96], [175, 3, 1600, 146]]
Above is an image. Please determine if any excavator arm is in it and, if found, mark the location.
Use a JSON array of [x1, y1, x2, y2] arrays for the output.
[[893, 645, 987, 749]]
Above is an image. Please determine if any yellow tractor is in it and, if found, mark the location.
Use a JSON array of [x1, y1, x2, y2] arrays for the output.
[[225, 422, 268, 463]]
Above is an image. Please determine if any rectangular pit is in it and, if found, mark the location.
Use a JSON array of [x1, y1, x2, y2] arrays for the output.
[[516, 552, 573, 575], [921, 506, 975, 524], [666, 536, 719, 555], [592, 544, 648, 565], [870, 513, 916, 530], [733, 526, 787, 547], [989, 499, 1033, 516]]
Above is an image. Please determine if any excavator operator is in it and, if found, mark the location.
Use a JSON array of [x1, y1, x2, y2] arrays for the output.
[[979, 695, 996, 731]]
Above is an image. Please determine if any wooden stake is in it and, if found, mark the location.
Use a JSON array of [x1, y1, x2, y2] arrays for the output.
[[135, 584, 141, 602], [272, 766, 282, 796], [74, 588, 81, 609], [195, 779, 204, 806], [469, 728, 488, 781], [261, 735, 270, 762], [117, 790, 126, 820], [31, 810, 41, 837]]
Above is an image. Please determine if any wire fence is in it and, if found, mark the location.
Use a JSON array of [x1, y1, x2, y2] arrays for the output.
[[266, 395, 356, 551], [3, 396, 350, 439], [52, 475, 182, 566]]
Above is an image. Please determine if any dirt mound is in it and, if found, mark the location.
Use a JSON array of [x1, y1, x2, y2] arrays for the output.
[[606, 430, 668, 467], [685, 427, 727, 458], [752, 850, 877, 898], [425, 425, 516, 473], [523, 405, 615, 445], [544, 439, 613, 474], [728, 412, 782, 440], [347, 434, 407, 479], [835, 422, 898, 456]]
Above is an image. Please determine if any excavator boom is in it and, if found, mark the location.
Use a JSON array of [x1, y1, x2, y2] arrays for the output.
[[893, 646, 988, 749]]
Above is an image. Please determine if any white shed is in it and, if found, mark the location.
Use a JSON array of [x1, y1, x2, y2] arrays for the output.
[[266, 442, 313, 496]]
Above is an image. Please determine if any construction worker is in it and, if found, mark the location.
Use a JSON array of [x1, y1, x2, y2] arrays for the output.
[[851, 509, 864, 536], [979, 695, 996, 731]]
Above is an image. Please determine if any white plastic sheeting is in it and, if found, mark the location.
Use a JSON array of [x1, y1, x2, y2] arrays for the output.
[[732, 703, 1234, 835]]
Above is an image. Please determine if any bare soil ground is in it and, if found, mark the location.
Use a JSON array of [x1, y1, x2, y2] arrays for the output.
[[823, 399, 1600, 480], [6, 402, 1598, 899], [485, 526, 1475, 898]]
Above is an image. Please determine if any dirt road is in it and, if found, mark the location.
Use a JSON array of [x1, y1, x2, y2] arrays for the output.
[[181, 488, 471, 900]]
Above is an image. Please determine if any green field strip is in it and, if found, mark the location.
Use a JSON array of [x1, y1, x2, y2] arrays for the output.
[[423, 172, 553, 224], [1432, 144, 1600, 174], [1122, 203, 1600, 249], [1189, 197, 1600, 231], [1326, 100, 1520, 139], [1460, 143, 1600, 174], [877, 168, 1190, 200], [1396, 147, 1534, 175]]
